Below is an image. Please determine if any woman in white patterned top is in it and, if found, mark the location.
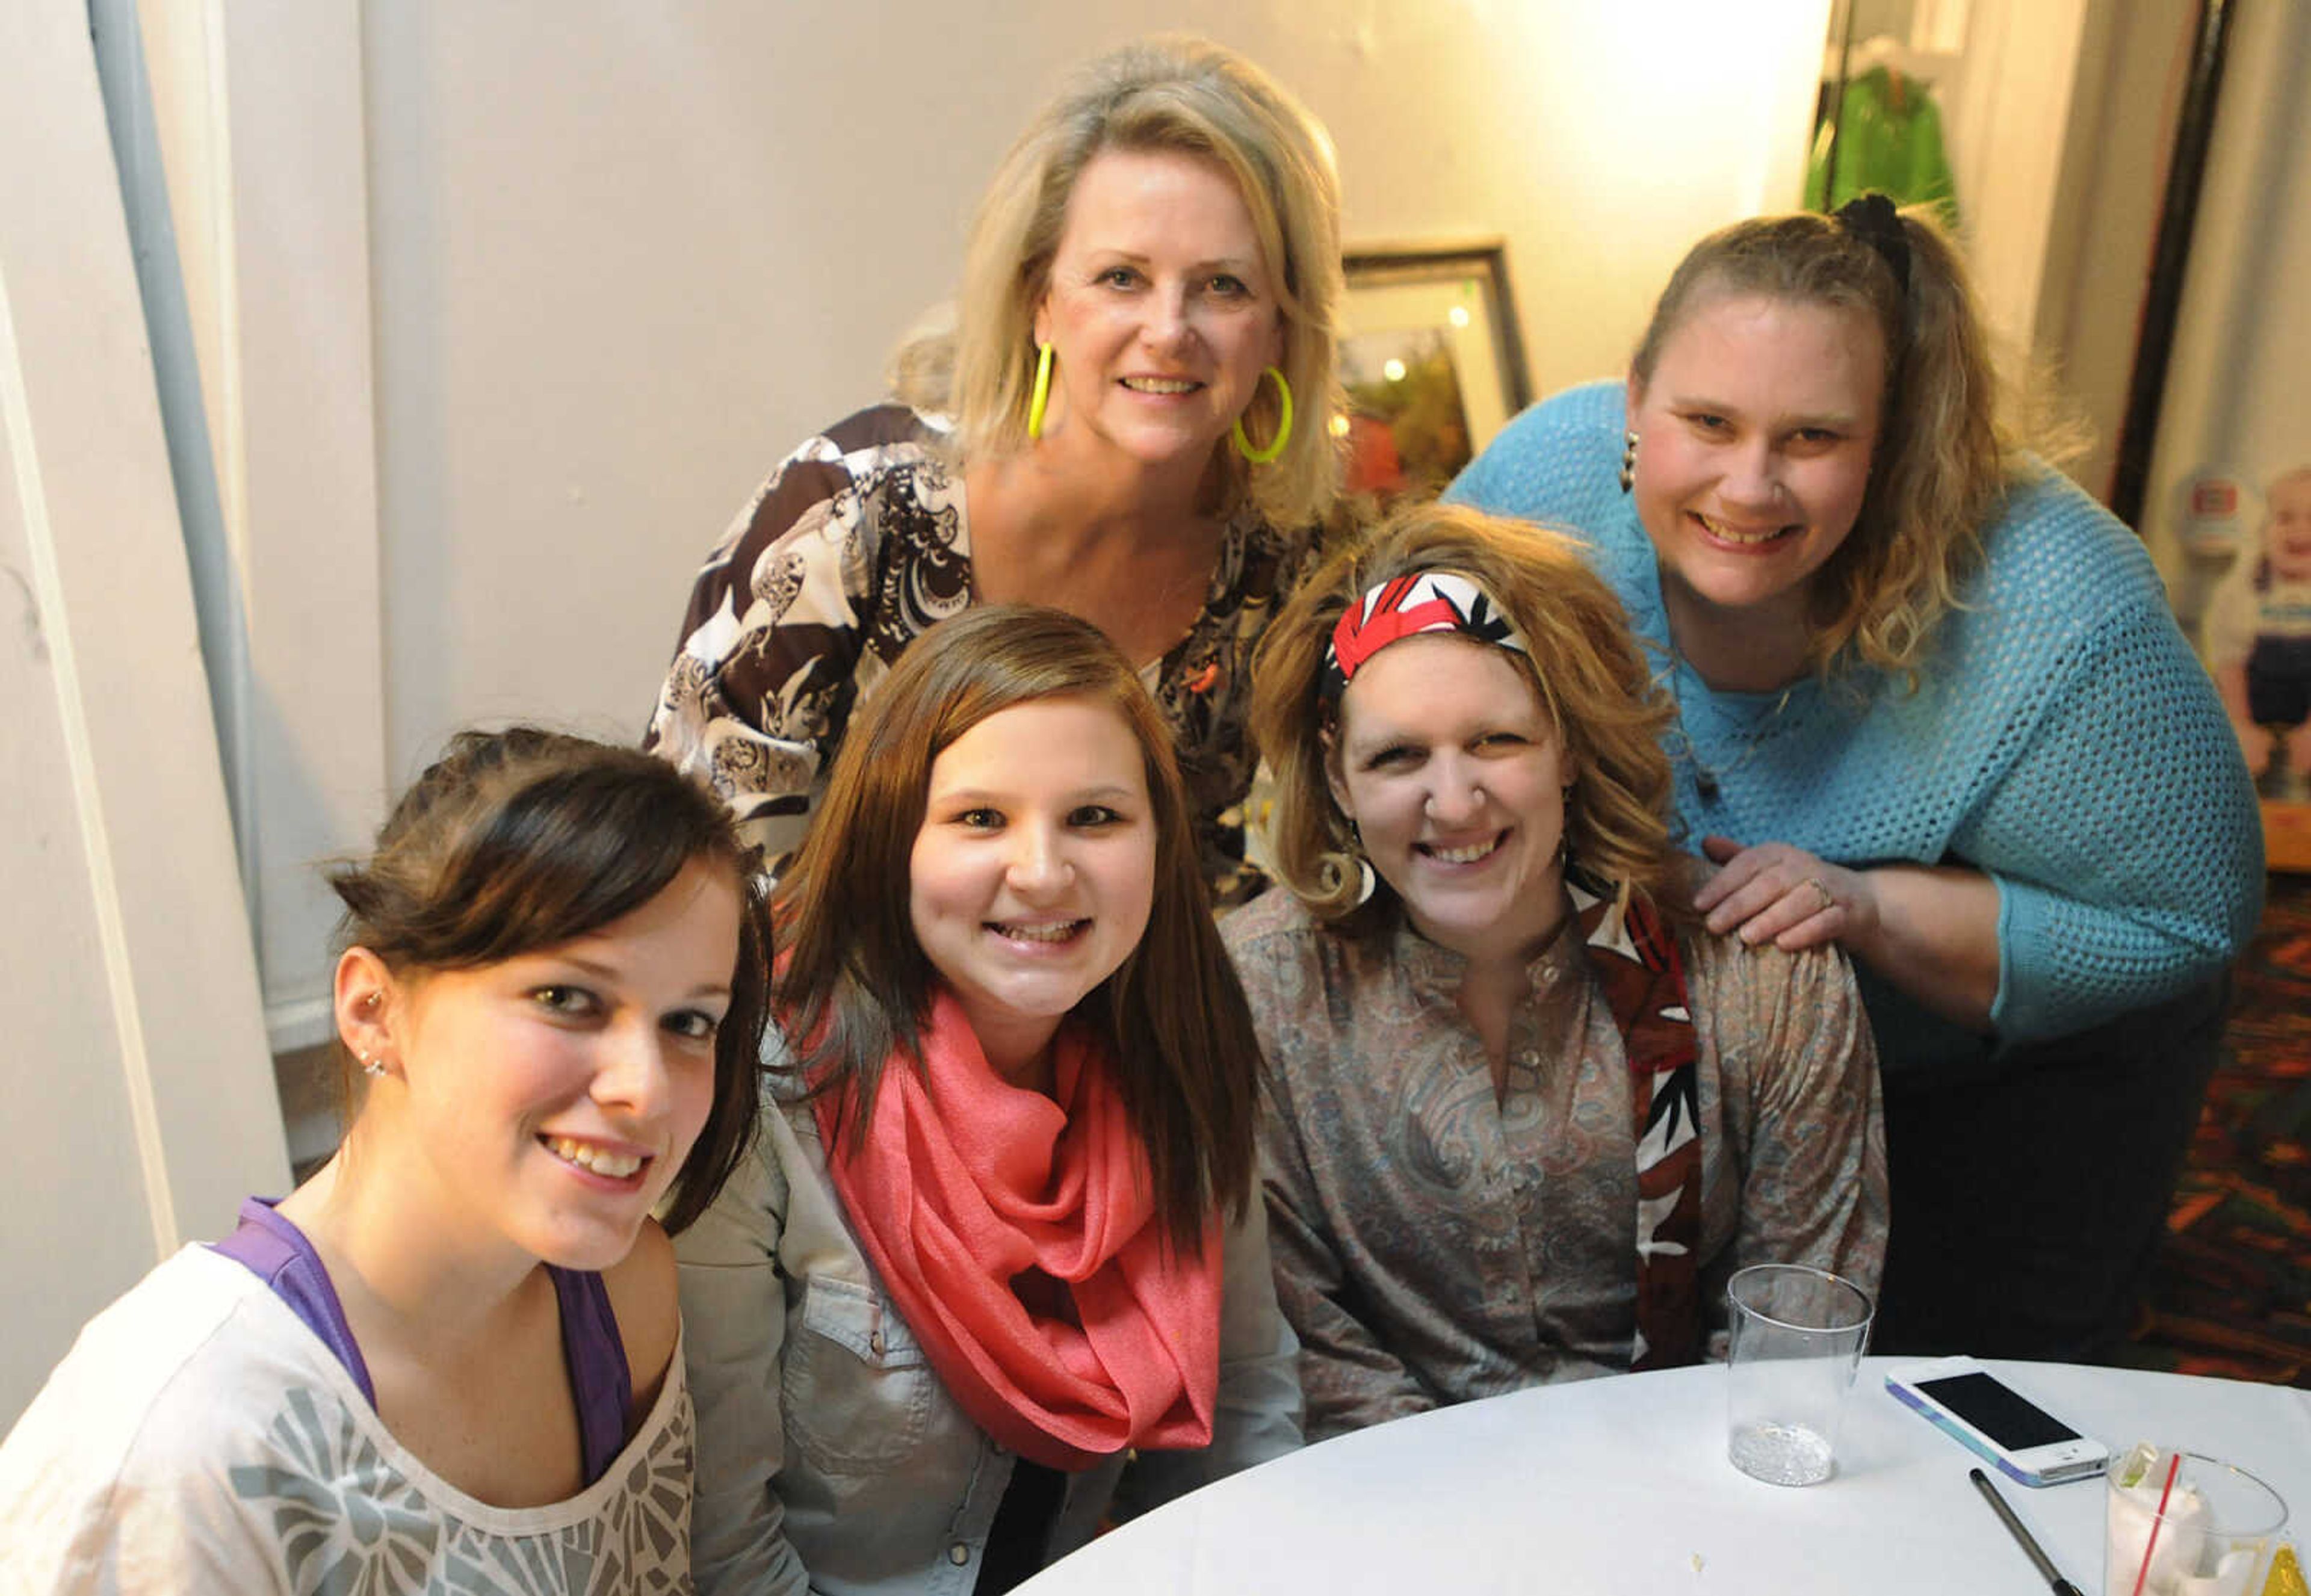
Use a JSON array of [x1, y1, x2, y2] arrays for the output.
[[647, 36, 1347, 905], [0, 729, 772, 1593], [1225, 503, 1886, 1441]]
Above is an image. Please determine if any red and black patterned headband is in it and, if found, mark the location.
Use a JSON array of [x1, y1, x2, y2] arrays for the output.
[[1319, 571, 1529, 703]]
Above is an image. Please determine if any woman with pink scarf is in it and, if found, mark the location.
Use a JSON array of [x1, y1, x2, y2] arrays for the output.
[[674, 605, 1300, 1595]]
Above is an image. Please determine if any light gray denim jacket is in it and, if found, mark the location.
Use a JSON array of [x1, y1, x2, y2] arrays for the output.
[[676, 1087, 1304, 1595]]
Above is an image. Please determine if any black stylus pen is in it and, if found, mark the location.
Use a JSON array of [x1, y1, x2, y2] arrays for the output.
[[1970, 1467, 2084, 1595]]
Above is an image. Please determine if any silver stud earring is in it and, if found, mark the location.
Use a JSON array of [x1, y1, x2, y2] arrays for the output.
[[1618, 430, 1639, 493], [361, 1054, 385, 1079]]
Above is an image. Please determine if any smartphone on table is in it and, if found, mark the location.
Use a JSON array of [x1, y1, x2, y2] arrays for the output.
[[1883, 1355, 2111, 1486]]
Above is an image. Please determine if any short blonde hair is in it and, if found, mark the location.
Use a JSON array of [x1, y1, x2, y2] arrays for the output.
[[897, 36, 1344, 531], [1632, 206, 2016, 682], [1249, 501, 1680, 924]]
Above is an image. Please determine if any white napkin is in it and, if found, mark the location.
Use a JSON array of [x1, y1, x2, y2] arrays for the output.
[[2106, 1443, 2263, 1596]]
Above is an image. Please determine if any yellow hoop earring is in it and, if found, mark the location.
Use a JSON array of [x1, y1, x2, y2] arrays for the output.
[[1231, 366, 1293, 465], [1026, 341, 1054, 441]]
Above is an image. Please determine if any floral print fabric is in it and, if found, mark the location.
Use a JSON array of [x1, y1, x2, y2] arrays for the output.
[[0, 1249, 692, 1594], [644, 404, 1314, 905]]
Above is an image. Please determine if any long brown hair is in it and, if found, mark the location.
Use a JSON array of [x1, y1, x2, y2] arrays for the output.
[[1252, 501, 1680, 925], [775, 605, 1260, 1248], [328, 727, 771, 1236], [1630, 205, 2014, 682]]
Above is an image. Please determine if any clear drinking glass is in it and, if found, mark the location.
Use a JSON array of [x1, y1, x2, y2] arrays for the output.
[[1724, 1263, 1874, 1486], [2103, 1447, 2289, 1596]]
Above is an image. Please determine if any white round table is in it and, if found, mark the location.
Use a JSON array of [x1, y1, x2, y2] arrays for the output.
[[1020, 1359, 2311, 1595]]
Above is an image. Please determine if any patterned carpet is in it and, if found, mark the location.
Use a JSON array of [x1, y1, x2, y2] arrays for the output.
[[2127, 870, 2311, 1385]]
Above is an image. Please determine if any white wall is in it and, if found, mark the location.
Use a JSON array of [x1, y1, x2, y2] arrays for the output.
[[2035, 0, 2199, 500], [123, 2, 1843, 1039], [1797, 0, 2170, 497], [8, 0, 2258, 1434], [1, 0, 1838, 1429], [333, 1, 1831, 1030], [1, 0, 288, 1429], [2141, 0, 2311, 590], [1936, 0, 2095, 359], [134, 0, 389, 1054], [360, 1, 1831, 758]]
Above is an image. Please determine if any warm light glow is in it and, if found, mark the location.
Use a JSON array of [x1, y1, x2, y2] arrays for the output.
[[1384, 358, 1407, 382], [1448, 306, 1471, 328], [1328, 414, 1352, 438]]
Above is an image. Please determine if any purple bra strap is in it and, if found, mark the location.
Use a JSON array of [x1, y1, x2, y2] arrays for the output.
[[548, 1264, 635, 1484], [212, 1199, 636, 1485], [208, 1196, 378, 1406]]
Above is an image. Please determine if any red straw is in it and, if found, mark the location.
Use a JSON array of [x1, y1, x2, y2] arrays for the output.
[[2130, 1450, 2184, 1596]]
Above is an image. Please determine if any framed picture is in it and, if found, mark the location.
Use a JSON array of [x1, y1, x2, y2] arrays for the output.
[[1337, 240, 1532, 505]]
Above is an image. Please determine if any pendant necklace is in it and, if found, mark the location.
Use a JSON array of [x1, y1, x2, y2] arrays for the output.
[[1659, 635, 1795, 803]]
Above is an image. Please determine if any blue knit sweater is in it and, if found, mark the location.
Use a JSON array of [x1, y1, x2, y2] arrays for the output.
[[1447, 382, 2263, 1074]]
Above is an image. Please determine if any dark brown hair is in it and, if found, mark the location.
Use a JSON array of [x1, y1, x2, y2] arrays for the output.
[[329, 726, 770, 1234], [775, 605, 1260, 1248], [1630, 205, 2012, 681], [1251, 500, 1680, 924]]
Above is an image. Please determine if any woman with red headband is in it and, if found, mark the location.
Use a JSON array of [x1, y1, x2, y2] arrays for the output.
[[1228, 501, 1884, 1442]]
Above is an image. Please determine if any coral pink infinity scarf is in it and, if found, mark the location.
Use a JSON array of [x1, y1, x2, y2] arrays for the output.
[[812, 991, 1220, 1471]]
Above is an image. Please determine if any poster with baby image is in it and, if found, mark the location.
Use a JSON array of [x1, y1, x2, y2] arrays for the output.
[[2191, 462, 2311, 873], [2204, 466, 2311, 801]]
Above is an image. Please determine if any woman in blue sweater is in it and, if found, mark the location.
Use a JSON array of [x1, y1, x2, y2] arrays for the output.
[[1447, 197, 2263, 1360]]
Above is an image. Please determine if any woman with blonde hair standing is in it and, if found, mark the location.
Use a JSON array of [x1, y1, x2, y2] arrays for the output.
[[1449, 198, 2263, 1359], [648, 35, 1344, 906]]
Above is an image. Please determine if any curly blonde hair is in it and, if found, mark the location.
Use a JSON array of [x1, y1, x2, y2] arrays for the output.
[[892, 36, 1345, 531], [1630, 205, 2017, 682], [1249, 501, 1681, 926]]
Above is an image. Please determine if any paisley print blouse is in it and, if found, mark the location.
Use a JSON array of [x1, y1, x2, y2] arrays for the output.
[[1222, 888, 1889, 1442], [645, 405, 1314, 905]]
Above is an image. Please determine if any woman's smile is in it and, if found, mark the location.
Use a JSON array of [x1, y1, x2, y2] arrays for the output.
[[537, 1133, 651, 1187], [1032, 147, 1282, 473], [380, 858, 735, 1273], [1689, 509, 1801, 549], [910, 696, 1157, 1080], [1626, 292, 1884, 633], [1418, 832, 1508, 867], [1118, 374, 1202, 396], [983, 915, 1094, 948], [1329, 636, 1574, 964]]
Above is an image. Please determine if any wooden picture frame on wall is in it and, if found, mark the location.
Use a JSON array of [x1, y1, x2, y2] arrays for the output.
[[1337, 240, 1532, 506]]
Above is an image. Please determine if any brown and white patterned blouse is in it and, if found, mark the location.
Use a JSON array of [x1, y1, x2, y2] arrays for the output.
[[1221, 888, 1888, 1442], [645, 404, 1314, 905]]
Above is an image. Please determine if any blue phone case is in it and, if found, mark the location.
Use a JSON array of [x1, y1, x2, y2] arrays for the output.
[[1884, 1373, 2082, 1486]]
